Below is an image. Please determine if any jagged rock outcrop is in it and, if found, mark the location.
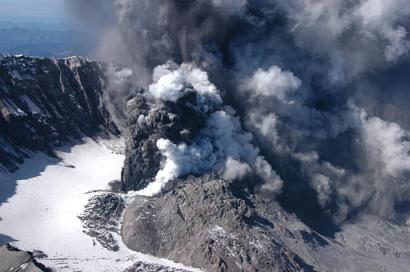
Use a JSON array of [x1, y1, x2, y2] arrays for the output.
[[79, 193, 125, 252], [0, 55, 119, 171], [122, 178, 315, 272], [0, 244, 49, 272], [121, 87, 209, 191], [124, 262, 190, 272]]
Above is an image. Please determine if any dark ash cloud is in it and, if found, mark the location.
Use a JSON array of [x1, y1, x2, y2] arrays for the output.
[[67, 0, 410, 233]]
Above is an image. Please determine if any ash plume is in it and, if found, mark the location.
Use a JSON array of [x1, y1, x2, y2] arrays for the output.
[[67, 0, 410, 230], [136, 62, 283, 197]]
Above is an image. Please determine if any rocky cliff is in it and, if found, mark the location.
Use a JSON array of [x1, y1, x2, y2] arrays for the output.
[[0, 244, 49, 272], [121, 87, 209, 191], [0, 55, 119, 171]]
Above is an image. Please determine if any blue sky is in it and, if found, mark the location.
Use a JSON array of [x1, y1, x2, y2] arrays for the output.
[[0, 0, 67, 22]]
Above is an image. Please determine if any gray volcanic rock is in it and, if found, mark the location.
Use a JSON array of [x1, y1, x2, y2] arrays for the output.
[[0, 55, 119, 171], [79, 193, 125, 252], [124, 262, 190, 272], [122, 178, 314, 272], [122, 177, 410, 271], [0, 244, 49, 272], [121, 87, 209, 191]]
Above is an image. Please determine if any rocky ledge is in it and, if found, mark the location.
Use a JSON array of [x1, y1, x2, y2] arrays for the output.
[[0, 244, 49, 272]]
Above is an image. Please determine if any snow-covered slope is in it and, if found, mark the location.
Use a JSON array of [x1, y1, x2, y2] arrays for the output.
[[0, 138, 200, 272]]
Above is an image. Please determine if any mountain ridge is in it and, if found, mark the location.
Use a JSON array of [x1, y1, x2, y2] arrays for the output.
[[0, 55, 119, 172]]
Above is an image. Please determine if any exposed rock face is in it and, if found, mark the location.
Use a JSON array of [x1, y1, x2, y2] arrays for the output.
[[79, 193, 125, 252], [121, 88, 208, 191], [122, 177, 410, 271], [0, 244, 49, 272], [122, 178, 314, 272], [124, 262, 190, 272], [0, 55, 119, 171]]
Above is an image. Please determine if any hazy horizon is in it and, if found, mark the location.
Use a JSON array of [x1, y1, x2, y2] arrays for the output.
[[0, 0, 96, 57], [0, 0, 71, 25]]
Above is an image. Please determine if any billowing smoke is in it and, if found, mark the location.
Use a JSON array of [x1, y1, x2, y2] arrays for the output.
[[243, 66, 302, 102], [103, 66, 134, 131], [276, 0, 410, 81], [137, 62, 283, 197], [149, 62, 221, 108], [67, 0, 410, 230]]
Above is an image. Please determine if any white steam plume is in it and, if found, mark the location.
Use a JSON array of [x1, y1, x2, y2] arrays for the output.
[[149, 62, 222, 111], [243, 66, 302, 102], [137, 63, 283, 197]]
